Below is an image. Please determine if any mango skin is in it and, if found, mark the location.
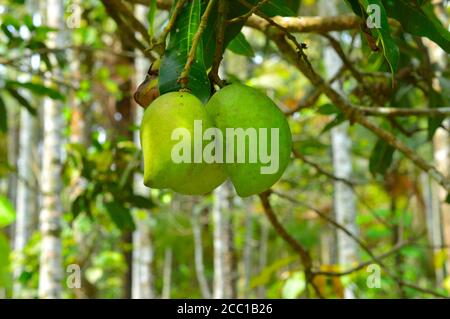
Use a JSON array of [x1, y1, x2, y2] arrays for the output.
[[140, 92, 227, 195], [205, 84, 292, 197]]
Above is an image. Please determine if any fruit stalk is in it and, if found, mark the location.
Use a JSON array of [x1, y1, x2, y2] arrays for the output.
[[178, 0, 218, 88]]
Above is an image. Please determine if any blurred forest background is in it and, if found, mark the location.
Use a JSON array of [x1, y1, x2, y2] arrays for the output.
[[0, 0, 449, 299]]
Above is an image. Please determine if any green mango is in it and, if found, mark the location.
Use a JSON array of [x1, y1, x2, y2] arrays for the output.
[[140, 92, 227, 195], [205, 84, 292, 197]]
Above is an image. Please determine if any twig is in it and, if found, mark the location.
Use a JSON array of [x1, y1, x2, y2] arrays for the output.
[[237, 0, 308, 62], [110, 0, 150, 45], [273, 191, 448, 298], [152, 0, 189, 56], [312, 238, 417, 277], [285, 65, 345, 115], [358, 106, 450, 117], [209, 0, 228, 87], [321, 33, 385, 105], [178, 0, 217, 87], [101, 0, 151, 58], [258, 191, 324, 298], [293, 149, 356, 187], [228, 0, 270, 24]]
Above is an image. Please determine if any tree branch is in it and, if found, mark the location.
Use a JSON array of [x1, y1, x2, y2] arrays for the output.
[[261, 29, 450, 193], [258, 191, 324, 298], [358, 106, 450, 117]]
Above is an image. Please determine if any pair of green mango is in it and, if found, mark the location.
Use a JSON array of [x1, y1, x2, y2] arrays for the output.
[[140, 84, 292, 197]]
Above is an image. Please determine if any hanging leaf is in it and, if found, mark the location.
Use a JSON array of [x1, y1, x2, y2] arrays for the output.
[[317, 103, 340, 115], [361, 0, 400, 75], [257, 0, 298, 17], [103, 201, 136, 232], [5, 88, 36, 115], [203, 0, 298, 69], [383, 0, 450, 53], [6, 80, 65, 101], [427, 88, 446, 140], [0, 195, 16, 228], [0, 233, 12, 289], [126, 195, 156, 209], [0, 96, 7, 133], [227, 32, 255, 57], [159, 0, 211, 103], [320, 113, 346, 134], [369, 138, 395, 175], [344, 0, 364, 16]]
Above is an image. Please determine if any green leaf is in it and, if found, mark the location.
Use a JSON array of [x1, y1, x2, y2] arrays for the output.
[[103, 201, 136, 232], [369, 138, 395, 175], [320, 113, 346, 134], [258, 0, 298, 17], [71, 194, 90, 219], [203, 0, 298, 69], [0, 195, 16, 228], [5, 88, 36, 115], [127, 195, 156, 209], [317, 103, 340, 115], [159, 0, 211, 103], [6, 80, 65, 100], [345, 0, 364, 16], [0, 96, 7, 133], [362, 0, 400, 75], [427, 88, 446, 140], [0, 233, 12, 289], [250, 256, 297, 288], [227, 32, 255, 57], [383, 0, 450, 53]]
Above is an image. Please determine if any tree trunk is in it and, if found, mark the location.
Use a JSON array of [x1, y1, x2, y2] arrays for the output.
[[212, 181, 236, 298], [13, 108, 38, 297], [68, 2, 96, 298], [422, 173, 445, 286], [114, 29, 136, 300], [256, 217, 269, 298], [161, 248, 172, 299], [7, 105, 19, 215], [12, 0, 41, 298], [192, 206, 211, 298], [38, 0, 65, 299], [242, 209, 253, 298], [424, 3, 449, 281], [320, 0, 358, 299], [131, 4, 155, 300]]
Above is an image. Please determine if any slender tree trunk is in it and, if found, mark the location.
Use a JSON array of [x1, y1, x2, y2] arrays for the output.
[[212, 181, 236, 298], [38, 0, 65, 299], [13, 108, 38, 297], [256, 217, 269, 298], [242, 210, 253, 298], [68, 2, 97, 298], [320, 0, 358, 299], [423, 3, 450, 280], [131, 4, 155, 300], [12, 0, 41, 298], [192, 206, 211, 298], [7, 105, 19, 213], [111, 23, 136, 299], [161, 248, 173, 299], [422, 173, 445, 285], [434, 124, 450, 275]]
